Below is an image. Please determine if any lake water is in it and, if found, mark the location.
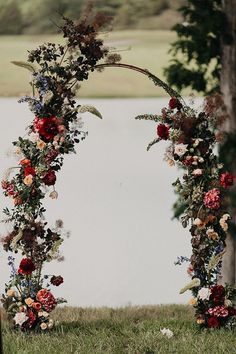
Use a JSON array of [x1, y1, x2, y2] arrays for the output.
[[0, 97, 200, 307]]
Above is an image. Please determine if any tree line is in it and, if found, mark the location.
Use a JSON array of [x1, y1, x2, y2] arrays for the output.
[[0, 0, 183, 34]]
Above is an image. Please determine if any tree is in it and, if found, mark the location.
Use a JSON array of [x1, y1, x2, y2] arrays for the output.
[[219, 0, 236, 284], [0, 0, 23, 35], [164, 0, 236, 284]]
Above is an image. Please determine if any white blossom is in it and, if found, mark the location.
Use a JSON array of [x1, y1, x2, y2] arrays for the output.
[[160, 328, 173, 338], [13, 312, 28, 326]]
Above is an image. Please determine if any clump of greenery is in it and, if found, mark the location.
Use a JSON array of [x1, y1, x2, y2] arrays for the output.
[[164, 0, 231, 94]]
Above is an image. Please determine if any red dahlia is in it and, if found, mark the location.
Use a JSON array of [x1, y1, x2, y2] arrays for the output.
[[42, 170, 56, 186], [24, 166, 36, 177], [50, 275, 64, 286], [33, 116, 59, 142], [207, 316, 220, 328], [169, 97, 182, 110], [18, 258, 36, 275], [157, 124, 170, 140], [220, 172, 235, 188]]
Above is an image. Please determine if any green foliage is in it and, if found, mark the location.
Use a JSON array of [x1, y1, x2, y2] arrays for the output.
[[0, 0, 23, 34], [164, 0, 231, 94]]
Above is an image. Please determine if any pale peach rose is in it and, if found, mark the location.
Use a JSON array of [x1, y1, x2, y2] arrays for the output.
[[193, 218, 205, 229], [7, 289, 16, 297], [49, 191, 58, 199], [14, 147, 22, 155], [37, 140, 46, 150], [40, 322, 47, 330], [23, 175, 33, 186], [206, 228, 219, 240]]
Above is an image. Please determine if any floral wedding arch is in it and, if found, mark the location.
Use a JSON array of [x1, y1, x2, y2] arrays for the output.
[[1, 13, 236, 331]]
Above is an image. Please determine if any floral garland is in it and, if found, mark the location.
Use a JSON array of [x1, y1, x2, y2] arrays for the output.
[[136, 94, 236, 329], [1, 13, 120, 332], [1, 12, 236, 331]]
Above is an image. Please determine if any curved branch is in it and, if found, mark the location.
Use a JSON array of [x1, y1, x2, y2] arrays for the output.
[[95, 62, 184, 102]]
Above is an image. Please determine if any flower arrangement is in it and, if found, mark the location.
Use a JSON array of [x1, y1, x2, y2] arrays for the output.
[[1, 9, 235, 331], [136, 94, 236, 328], [1, 12, 121, 331]]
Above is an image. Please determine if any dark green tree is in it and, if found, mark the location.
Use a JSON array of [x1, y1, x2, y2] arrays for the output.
[[164, 0, 230, 94]]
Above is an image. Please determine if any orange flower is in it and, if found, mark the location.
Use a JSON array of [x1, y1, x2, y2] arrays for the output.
[[20, 158, 31, 166], [189, 298, 197, 305], [32, 302, 42, 311]]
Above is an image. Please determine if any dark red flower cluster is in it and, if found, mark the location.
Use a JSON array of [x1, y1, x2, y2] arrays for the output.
[[220, 172, 235, 188], [50, 275, 64, 286], [24, 166, 36, 177], [42, 170, 56, 186], [18, 258, 36, 275], [210, 285, 225, 305], [157, 124, 170, 140], [36, 289, 57, 312], [33, 116, 60, 142], [168, 97, 182, 110]]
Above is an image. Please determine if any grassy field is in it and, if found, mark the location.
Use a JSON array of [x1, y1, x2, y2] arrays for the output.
[[0, 30, 184, 98], [2, 305, 236, 354]]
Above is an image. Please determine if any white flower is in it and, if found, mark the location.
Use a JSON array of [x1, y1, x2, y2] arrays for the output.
[[49, 191, 58, 199], [160, 328, 173, 338], [48, 319, 54, 329], [192, 169, 203, 176], [13, 312, 28, 326], [197, 287, 210, 301], [40, 322, 48, 330], [192, 138, 203, 147], [224, 299, 232, 307], [222, 213, 230, 221], [174, 143, 188, 156]]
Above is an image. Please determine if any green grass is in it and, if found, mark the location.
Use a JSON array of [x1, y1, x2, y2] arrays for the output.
[[2, 305, 236, 354], [0, 30, 182, 98]]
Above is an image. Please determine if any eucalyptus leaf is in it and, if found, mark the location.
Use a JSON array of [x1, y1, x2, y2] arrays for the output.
[[11, 61, 37, 73], [179, 278, 200, 294], [77, 105, 102, 119]]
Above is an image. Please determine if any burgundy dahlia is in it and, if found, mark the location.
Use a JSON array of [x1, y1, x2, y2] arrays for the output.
[[50, 275, 64, 286], [168, 97, 182, 110], [220, 172, 235, 188], [42, 170, 56, 186], [157, 124, 170, 140], [210, 285, 225, 305], [18, 258, 36, 275], [33, 116, 59, 142], [207, 316, 220, 328]]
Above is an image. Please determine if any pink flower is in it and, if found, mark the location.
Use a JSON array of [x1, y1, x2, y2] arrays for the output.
[[203, 188, 220, 210], [192, 169, 203, 176], [208, 306, 229, 318]]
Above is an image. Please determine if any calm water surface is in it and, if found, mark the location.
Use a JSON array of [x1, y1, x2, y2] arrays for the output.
[[0, 98, 202, 306]]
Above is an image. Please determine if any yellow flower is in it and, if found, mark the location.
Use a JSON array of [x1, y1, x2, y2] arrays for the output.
[[40, 322, 47, 330], [23, 175, 33, 186], [25, 297, 34, 307], [37, 139, 46, 150], [189, 298, 197, 306], [196, 317, 205, 325]]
